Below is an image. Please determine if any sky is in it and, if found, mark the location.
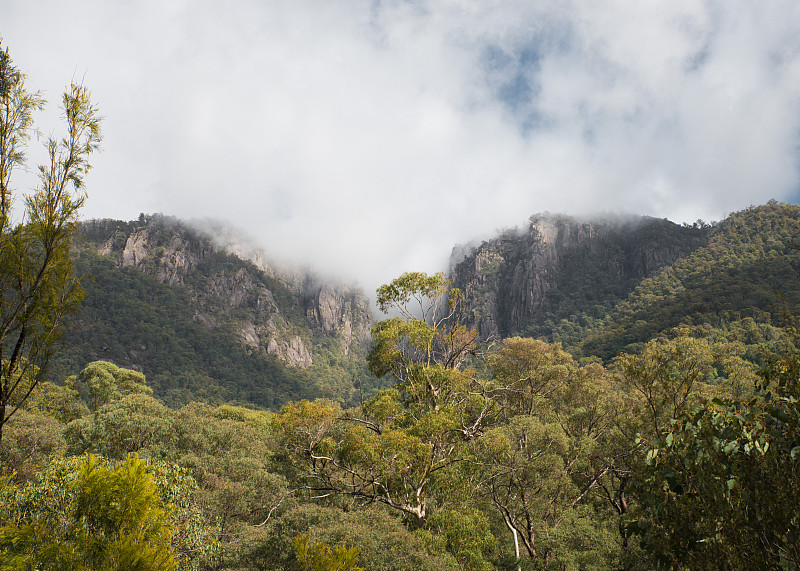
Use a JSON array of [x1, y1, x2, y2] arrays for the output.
[[3, 0, 800, 293]]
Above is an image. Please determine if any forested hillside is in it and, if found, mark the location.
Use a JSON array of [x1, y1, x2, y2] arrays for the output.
[[3, 30, 798, 570], [49, 215, 379, 409], [452, 203, 800, 363], [580, 202, 800, 359], [450, 213, 709, 343], [50, 204, 800, 411], [3, 267, 798, 569]]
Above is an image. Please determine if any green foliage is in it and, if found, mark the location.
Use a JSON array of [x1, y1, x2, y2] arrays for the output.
[[0, 409, 65, 481], [67, 361, 151, 412], [0, 454, 175, 570], [73, 455, 175, 569], [248, 504, 460, 571], [59, 392, 292, 568], [293, 534, 363, 571], [488, 338, 575, 417], [633, 394, 800, 569], [50, 222, 379, 411], [370, 272, 476, 378], [455, 215, 708, 347], [614, 331, 761, 438], [143, 459, 220, 571], [65, 394, 177, 459], [481, 338, 626, 567], [277, 273, 486, 527], [0, 453, 217, 571], [4, 197, 799, 570], [629, 320, 800, 569], [52, 244, 314, 409], [0, 40, 102, 444], [581, 203, 800, 360], [427, 508, 497, 571], [375, 271, 451, 318], [26, 380, 87, 424]]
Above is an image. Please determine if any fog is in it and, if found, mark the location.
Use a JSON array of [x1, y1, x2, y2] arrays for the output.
[[3, 0, 800, 294]]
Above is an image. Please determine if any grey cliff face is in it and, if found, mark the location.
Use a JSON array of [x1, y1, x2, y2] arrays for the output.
[[450, 214, 709, 340], [304, 284, 372, 356], [78, 215, 373, 369]]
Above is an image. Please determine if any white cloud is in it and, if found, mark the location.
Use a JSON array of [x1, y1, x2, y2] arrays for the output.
[[2, 0, 800, 293]]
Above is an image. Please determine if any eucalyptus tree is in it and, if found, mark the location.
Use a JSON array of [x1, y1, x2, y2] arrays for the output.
[[276, 272, 490, 526], [632, 330, 800, 568], [480, 338, 621, 566], [0, 40, 101, 443]]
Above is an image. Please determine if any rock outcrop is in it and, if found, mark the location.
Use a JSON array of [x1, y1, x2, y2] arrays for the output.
[[304, 283, 371, 355], [450, 213, 709, 340], [78, 215, 373, 369]]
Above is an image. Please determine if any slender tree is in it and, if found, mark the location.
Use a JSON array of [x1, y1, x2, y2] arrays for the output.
[[0, 40, 102, 443]]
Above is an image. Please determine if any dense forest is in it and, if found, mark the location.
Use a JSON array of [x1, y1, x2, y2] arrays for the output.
[[2, 203, 800, 569]]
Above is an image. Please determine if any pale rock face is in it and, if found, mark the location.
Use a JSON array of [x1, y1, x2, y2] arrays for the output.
[[315, 285, 341, 333], [156, 235, 202, 286], [114, 225, 207, 286], [78, 215, 374, 370], [266, 334, 312, 368], [239, 322, 260, 349], [206, 269, 256, 307], [194, 312, 214, 329], [256, 289, 277, 311], [286, 335, 312, 368], [97, 232, 118, 257], [305, 283, 372, 356], [121, 230, 150, 268]]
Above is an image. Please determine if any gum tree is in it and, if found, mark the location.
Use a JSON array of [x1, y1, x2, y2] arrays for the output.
[[276, 272, 489, 525]]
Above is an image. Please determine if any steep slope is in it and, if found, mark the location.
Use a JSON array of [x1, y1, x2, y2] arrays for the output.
[[580, 202, 800, 360], [52, 215, 376, 409], [450, 213, 709, 343]]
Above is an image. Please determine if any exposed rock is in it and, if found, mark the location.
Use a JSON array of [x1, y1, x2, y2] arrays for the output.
[[206, 269, 256, 307], [121, 229, 150, 268], [450, 213, 709, 340], [266, 334, 312, 368], [304, 283, 372, 355], [77, 214, 374, 371], [239, 322, 260, 349], [286, 335, 312, 368], [193, 311, 214, 329]]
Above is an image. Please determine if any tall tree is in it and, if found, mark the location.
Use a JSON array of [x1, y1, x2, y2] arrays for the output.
[[481, 338, 620, 566], [0, 455, 177, 570], [276, 272, 488, 525], [0, 40, 101, 443]]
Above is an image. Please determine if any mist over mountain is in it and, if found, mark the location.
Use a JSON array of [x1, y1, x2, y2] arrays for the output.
[[6, 1, 800, 294], [53, 215, 377, 409], [50, 201, 800, 413], [450, 202, 800, 361], [450, 212, 710, 341], [5, 2, 800, 565]]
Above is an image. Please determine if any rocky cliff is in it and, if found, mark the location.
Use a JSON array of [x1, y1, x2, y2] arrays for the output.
[[450, 213, 709, 341], [78, 215, 373, 370]]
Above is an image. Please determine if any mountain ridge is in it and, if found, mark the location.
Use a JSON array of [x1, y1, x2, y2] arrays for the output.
[[449, 212, 710, 342], [52, 214, 377, 409], [53, 202, 800, 408]]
